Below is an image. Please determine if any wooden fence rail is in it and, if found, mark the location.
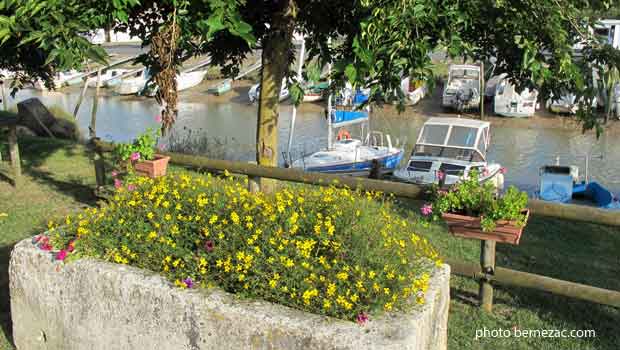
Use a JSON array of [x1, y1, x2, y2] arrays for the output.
[[446, 258, 620, 308], [92, 139, 620, 310]]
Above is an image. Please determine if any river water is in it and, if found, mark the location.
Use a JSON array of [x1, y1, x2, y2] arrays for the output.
[[5, 83, 620, 195]]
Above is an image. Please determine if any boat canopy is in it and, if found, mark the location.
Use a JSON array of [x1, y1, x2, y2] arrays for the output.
[[448, 65, 481, 80], [413, 118, 490, 162]]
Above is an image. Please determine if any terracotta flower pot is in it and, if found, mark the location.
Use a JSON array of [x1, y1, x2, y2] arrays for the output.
[[134, 154, 170, 178], [441, 209, 530, 245]]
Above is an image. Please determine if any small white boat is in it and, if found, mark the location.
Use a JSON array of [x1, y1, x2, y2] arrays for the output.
[[33, 70, 83, 90], [144, 70, 207, 97], [546, 91, 598, 114], [393, 117, 504, 189], [91, 69, 129, 88], [114, 69, 150, 95], [248, 79, 289, 103], [400, 77, 427, 105], [485, 73, 507, 99], [442, 65, 482, 111], [302, 82, 328, 102], [611, 83, 620, 119], [291, 133, 404, 176], [493, 78, 539, 118]]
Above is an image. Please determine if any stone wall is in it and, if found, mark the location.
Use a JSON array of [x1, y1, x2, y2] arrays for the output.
[[10, 238, 450, 350]]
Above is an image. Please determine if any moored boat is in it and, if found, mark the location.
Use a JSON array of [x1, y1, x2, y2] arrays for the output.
[[393, 117, 504, 189], [248, 79, 290, 103], [538, 164, 620, 209], [114, 69, 150, 95], [442, 65, 482, 111]]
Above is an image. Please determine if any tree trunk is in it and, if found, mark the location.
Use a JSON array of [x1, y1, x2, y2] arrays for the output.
[[256, 0, 297, 192], [104, 25, 112, 43]]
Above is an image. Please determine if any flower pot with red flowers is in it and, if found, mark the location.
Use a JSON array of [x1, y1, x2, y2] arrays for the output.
[[421, 170, 530, 245], [113, 126, 169, 179]]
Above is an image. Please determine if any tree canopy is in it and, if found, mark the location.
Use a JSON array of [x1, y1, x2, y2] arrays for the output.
[[1, 0, 619, 158]]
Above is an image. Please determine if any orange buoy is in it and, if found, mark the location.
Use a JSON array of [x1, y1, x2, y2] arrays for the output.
[[337, 128, 351, 141]]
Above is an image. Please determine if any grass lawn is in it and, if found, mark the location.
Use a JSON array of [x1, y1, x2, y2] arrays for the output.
[[1, 136, 619, 350]]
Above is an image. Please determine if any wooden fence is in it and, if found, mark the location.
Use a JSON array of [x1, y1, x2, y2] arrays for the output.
[[92, 139, 620, 311]]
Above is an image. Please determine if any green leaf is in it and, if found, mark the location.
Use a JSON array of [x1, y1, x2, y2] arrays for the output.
[[345, 64, 357, 83]]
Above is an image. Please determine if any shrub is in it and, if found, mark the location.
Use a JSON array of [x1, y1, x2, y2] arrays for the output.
[[45, 173, 441, 322]]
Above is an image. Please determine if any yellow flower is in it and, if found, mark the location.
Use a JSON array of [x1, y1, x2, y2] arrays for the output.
[[336, 272, 348, 281]]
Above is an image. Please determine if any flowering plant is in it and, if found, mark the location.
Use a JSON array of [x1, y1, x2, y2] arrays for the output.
[[113, 127, 160, 163], [43, 172, 441, 323], [422, 170, 528, 232]]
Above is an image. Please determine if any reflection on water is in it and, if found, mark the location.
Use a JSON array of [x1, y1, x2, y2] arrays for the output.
[[5, 88, 620, 194]]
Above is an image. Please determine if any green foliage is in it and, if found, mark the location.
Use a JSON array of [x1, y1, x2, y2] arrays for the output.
[[113, 128, 160, 163], [428, 171, 529, 232], [46, 174, 441, 322]]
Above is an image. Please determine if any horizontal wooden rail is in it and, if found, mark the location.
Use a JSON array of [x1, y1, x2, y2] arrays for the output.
[[446, 258, 620, 308], [93, 139, 620, 227]]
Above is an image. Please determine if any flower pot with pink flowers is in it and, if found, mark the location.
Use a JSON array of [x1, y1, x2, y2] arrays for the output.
[[113, 126, 169, 179], [421, 170, 530, 245]]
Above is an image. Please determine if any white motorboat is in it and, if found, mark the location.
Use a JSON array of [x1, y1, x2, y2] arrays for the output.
[[393, 117, 504, 189], [291, 135, 404, 176], [33, 70, 83, 90], [611, 83, 620, 119], [442, 65, 482, 111], [144, 70, 207, 97], [546, 91, 598, 114], [92, 69, 129, 88], [493, 78, 539, 118], [290, 86, 403, 176], [114, 69, 150, 95], [400, 77, 427, 105], [248, 79, 290, 103], [484, 73, 507, 100]]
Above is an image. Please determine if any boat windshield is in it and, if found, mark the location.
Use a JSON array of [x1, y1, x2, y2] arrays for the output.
[[419, 124, 450, 145], [450, 68, 480, 80], [446, 126, 478, 148], [412, 144, 484, 163]]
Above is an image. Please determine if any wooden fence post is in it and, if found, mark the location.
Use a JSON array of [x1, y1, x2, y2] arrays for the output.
[[479, 239, 496, 312], [8, 123, 21, 187]]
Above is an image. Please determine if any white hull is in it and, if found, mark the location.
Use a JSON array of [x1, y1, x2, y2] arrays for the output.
[[303, 94, 324, 102], [393, 162, 504, 189], [248, 81, 290, 103], [115, 77, 147, 95], [177, 71, 207, 92], [494, 80, 538, 118], [33, 70, 83, 90]]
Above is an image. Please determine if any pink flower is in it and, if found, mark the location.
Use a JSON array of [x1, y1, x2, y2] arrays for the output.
[[127, 184, 136, 192], [356, 312, 369, 325], [40, 243, 52, 251], [482, 167, 490, 177], [56, 250, 68, 261], [68, 240, 75, 252], [436, 170, 445, 181], [205, 240, 215, 252], [155, 115, 162, 123], [183, 277, 194, 289], [111, 171, 118, 178], [420, 203, 433, 217], [130, 152, 141, 161], [114, 178, 123, 189], [499, 167, 507, 174]]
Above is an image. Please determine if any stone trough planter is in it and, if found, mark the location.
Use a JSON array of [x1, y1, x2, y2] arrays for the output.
[[10, 238, 450, 350]]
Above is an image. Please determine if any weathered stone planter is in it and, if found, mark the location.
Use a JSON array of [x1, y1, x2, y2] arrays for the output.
[[10, 238, 450, 350]]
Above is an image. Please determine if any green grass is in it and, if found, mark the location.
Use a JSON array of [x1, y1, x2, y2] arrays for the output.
[[0, 136, 619, 349]]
